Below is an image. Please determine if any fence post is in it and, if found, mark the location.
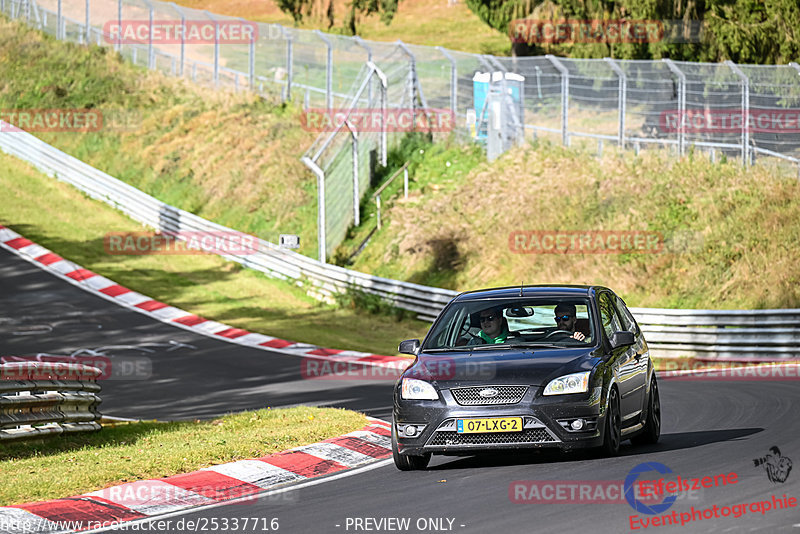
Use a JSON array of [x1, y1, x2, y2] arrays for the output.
[[279, 26, 293, 102], [302, 157, 326, 263], [116, 0, 122, 52], [663, 59, 686, 157], [168, 3, 186, 76], [368, 61, 388, 167], [238, 17, 254, 89], [397, 41, 429, 118], [605, 58, 626, 148], [348, 122, 360, 227], [546, 55, 569, 147], [314, 30, 333, 110], [202, 10, 220, 87], [354, 36, 373, 104], [145, 0, 154, 70], [726, 61, 750, 166], [84, 0, 90, 44], [404, 166, 408, 199], [57, 0, 61, 39], [437, 46, 457, 118]]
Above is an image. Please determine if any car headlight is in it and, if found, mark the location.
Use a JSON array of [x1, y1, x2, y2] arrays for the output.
[[543, 371, 590, 396], [401, 378, 439, 400]]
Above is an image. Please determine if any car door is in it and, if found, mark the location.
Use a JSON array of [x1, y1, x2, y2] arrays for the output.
[[597, 291, 643, 425], [614, 294, 649, 420]]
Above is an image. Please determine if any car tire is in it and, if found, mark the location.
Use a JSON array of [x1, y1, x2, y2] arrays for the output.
[[600, 387, 621, 456], [392, 421, 431, 471], [632, 377, 661, 446]]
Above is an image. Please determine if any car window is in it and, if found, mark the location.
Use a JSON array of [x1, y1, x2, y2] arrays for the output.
[[422, 297, 595, 350], [614, 295, 639, 335], [598, 292, 624, 340]]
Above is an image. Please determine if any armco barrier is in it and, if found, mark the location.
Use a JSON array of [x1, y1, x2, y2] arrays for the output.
[[2, 123, 799, 361], [0, 362, 103, 441]]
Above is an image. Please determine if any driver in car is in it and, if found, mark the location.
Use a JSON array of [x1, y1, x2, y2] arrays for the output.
[[554, 303, 586, 341], [468, 307, 509, 345]]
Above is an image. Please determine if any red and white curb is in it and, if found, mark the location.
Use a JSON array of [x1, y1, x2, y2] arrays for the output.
[[0, 225, 411, 373], [0, 418, 392, 533]]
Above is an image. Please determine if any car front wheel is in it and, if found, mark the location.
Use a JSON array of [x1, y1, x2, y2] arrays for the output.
[[392, 420, 431, 471], [632, 377, 661, 446], [600, 387, 621, 456]]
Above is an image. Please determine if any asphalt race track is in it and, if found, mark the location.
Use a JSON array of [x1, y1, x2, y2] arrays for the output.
[[0, 247, 394, 421], [2, 246, 799, 533]]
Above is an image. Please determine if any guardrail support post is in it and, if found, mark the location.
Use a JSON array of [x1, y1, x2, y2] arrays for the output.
[[663, 59, 686, 157], [302, 157, 326, 263], [605, 58, 626, 148], [437, 46, 457, 116], [727, 60, 750, 167], [546, 55, 570, 147], [314, 30, 333, 109]]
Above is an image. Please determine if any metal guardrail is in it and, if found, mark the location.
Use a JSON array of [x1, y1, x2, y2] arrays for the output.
[[0, 362, 102, 441], [2, 123, 800, 361]]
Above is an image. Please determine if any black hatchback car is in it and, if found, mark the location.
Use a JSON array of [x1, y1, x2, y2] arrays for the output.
[[392, 285, 660, 470]]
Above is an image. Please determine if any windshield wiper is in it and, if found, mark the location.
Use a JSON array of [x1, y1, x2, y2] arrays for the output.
[[421, 347, 460, 352], [504, 343, 563, 349]]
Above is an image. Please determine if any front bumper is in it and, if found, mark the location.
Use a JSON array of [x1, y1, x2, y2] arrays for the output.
[[394, 385, 606, 456]]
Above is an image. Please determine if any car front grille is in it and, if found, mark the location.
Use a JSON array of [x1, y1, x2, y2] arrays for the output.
[[427, 428, 556, 446], [450, 385, 528, 405]]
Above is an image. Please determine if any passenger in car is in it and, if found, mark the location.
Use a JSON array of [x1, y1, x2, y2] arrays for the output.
[[468, 307, 509, 345], [554, 303, 587, 341]]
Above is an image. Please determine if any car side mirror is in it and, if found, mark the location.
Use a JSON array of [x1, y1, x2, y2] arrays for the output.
[[398, 339, 420, 355], [609, 331, 635, 350]]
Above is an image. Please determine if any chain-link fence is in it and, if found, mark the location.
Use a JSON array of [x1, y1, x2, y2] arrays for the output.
[[4, 0, 800, 261]]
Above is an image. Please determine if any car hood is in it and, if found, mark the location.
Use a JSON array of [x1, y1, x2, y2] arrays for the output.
[[404, 347, 601, 388]]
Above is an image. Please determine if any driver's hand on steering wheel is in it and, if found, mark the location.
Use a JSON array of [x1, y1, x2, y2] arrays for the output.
[[571, 331, 586, 341]]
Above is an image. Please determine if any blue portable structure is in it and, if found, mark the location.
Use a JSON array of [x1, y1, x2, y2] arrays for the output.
[[472, 71, 526, 140]]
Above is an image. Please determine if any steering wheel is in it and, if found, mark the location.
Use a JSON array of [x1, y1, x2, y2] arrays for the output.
[[545, 329, 574, 339], [459, 321, 482, 342]]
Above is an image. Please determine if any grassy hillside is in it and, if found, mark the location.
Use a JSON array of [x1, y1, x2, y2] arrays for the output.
[[343, 139, 800, 310], [0, 16, 320, 258], [173, 0, 511, 55]]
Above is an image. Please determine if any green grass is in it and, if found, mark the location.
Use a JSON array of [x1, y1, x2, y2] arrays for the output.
[[0, 151, 430, 356], [0, 16, 322, 259], [345, 139, 800, 310], [0, 407, 367, 506]]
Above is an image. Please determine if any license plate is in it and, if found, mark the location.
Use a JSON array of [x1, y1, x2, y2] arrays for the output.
[[456, 417, 523, 434]]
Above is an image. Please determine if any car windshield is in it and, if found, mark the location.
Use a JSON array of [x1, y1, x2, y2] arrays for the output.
[[423, 297, 595, 350]]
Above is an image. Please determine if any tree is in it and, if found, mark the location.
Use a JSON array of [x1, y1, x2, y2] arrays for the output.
[[343, 0, 401, 35]]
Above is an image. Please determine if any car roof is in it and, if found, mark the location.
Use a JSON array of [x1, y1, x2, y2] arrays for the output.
[[452, 285, 610, 302]]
